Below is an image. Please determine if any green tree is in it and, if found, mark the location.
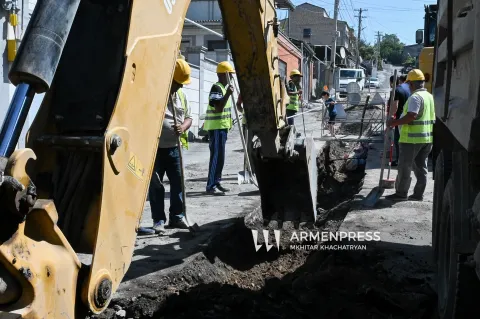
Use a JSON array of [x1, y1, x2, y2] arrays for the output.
[[380, 34, 405, 65], [403, 55, 416, 67], [358, 39, 375, 60]]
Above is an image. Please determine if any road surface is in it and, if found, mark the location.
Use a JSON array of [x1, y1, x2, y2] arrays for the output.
[[94, 64, 436, 318]]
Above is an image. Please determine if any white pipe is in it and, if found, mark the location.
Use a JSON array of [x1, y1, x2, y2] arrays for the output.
[[184, 18, 223, 38]]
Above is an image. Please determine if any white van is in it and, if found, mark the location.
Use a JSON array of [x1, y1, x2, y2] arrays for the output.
[[338, 68, 366, 92]]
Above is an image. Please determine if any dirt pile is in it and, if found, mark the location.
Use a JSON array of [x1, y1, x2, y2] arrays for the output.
[[92, 131, 436, 319], [99, 219, 435, 319], [152, 242, 436, 319]]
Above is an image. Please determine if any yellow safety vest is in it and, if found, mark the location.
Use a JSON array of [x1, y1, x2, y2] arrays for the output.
[[177, 88, 189, 150], [399, 90, 435, 144], [203, 82, 232, 130], [286, 80, 300, 111]]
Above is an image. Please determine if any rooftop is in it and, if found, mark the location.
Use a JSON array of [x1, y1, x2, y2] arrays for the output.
[[276, 0, 295, 10]]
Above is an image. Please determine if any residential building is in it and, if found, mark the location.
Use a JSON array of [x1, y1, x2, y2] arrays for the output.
[[182, 1, 226, 62], [277, 33, 302, 83], [183, 0, 296, 62], [283, 2, 357, 66], [402, 43, 423, 60], [182, 0, 315, 100]]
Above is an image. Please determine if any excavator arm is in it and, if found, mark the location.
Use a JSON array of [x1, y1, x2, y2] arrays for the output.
[[0, 0, 317, 317]]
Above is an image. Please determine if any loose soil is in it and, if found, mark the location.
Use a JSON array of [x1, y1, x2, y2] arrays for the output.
[[93, 128, 436, 319]]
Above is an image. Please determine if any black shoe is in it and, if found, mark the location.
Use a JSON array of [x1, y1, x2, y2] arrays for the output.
[[216, 183, 230, 192], [408, 194, 423, 201], [168, 217, 189, 229], [138, 227, 156, 235], [385, 193, 408, 201], [391, 161, 398, 167], [206, 188, 225, 196]]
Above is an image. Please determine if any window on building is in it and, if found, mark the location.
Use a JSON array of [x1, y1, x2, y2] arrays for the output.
[[207, 40, 227, 51], [180, 40, 191, 54], [303, 28, 312, 39], [279, 60, 287, 83]]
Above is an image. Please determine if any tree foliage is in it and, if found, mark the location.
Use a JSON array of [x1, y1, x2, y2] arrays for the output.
[[380, 34, 405, 65], [358, 39, 374, 61], [403, 55, 416, 67]]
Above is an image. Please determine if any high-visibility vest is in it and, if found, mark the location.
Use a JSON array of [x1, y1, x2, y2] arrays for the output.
[[286, 80, 300, 111], [399, 90, 435, 144], [203, 82, 232, 130], [177, 88, 189, 150]]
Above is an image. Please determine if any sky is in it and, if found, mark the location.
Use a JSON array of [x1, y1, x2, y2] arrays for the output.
[[279, 0, 437, 45]]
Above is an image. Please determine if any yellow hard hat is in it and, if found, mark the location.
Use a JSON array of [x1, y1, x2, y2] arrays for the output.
[[406, 69, 425, 82], [217, 61, 235, 74], [173, 58, 191, 85], [290, 69, 303, 77]]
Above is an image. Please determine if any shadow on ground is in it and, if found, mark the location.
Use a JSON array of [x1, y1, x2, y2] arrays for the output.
[[109, 220, 437, 319], [124, 217, 241, 281]]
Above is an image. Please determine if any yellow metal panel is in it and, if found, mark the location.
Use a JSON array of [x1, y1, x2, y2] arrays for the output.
[[419, 47, 435, 93], [83, 0, 191, 313], [218, 0, 287, 157]]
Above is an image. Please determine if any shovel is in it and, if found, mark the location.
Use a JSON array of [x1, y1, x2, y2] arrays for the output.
[[227, 76, 258, 187], [364, 70, 398, 207], [170, 95, 200, 235], [381, 128, 395, 189]]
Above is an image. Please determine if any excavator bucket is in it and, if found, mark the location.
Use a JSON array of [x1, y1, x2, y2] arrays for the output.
[[253, 127, 318, 226]]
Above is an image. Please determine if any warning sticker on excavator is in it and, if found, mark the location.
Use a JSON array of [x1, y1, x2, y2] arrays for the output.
[[127, 152, 145, 180]]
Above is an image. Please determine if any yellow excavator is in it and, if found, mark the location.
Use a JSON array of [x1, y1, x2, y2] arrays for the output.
[[0, 0, 317, 317], [415, 4, 437, 93]]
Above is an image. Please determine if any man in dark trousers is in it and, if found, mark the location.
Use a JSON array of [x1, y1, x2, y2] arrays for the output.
[[321, 91, 336, 137], [149, 59, 193, 234], [388, 75, 410, 166], [286, 69, 303, 125], [385, 69, 434, 201], [203, 61, 236, 195]]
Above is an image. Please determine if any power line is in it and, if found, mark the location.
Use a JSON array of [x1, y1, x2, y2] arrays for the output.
[[341, 1, 355, 26], [369, 19, 411, 43]]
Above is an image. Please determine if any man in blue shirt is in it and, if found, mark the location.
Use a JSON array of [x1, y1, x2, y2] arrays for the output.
[[388, 75, 411, 166], [399, 75, 411, 95], [321, 91, 336, 137]]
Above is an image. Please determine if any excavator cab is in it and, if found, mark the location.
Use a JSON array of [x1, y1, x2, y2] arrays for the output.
[[0, 0, 318, 317]]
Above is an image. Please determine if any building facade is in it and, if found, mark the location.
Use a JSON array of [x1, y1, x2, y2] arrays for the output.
[[402, 43, 424, 60], [182, 0, 314, 101], [285, 2, 356, 66]]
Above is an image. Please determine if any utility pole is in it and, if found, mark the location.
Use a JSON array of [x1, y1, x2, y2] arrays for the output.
[[354, 8, 367, 68], [331, 0, 340, 95], [376, 31, 383, 67], [372, 31, 382, 77]]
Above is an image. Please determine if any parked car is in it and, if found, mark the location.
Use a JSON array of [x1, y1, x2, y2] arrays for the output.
[[368, 77, 380, 88]]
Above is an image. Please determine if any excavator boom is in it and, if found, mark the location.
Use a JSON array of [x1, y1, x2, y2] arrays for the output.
[[0, 0, 318, 317]]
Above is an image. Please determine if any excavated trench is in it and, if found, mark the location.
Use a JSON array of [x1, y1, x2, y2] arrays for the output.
[[93, 120, 437, 319]]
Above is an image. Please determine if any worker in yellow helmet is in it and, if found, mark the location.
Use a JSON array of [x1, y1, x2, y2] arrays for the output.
[[286, 69, 303, 125], [148, 59, 193, 234], [385, 69, 435, 202], [203, 61, 236, 195]]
